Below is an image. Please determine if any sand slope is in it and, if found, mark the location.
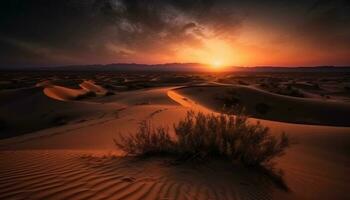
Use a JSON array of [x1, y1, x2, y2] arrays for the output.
[[80, 80, 108, 95], [0, 87, 122, 139], [44, 80, 108, 101], [0, 85, 350, 199], [172, 85, 350, 126], [0, 150, 292, 200], [44, 85, 87, 101]]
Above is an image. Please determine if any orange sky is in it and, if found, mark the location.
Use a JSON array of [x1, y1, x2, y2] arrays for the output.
[[1, 0, 350, 68]]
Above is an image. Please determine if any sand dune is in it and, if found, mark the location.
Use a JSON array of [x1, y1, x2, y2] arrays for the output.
[[0, 87, 122, 139], [44, 85, 87, 101], [1, 85, 350, 199], [79, 80, 108, 95], [171, 84, 350, 126], [95, 87, 178, 106], [43, 80, 109, 101]]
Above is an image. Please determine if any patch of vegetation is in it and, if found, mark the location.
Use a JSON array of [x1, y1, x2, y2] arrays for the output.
[[114, 121, 173, 156], [115, 111, 291, 167]]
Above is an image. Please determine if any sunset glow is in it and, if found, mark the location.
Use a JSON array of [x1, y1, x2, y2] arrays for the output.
[[212, 60, 223, 68], [0, 0, 349, 68]]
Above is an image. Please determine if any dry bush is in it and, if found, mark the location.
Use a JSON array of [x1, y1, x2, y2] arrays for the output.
[[114, 121, 174, 156], [115, 111, 291, 167]]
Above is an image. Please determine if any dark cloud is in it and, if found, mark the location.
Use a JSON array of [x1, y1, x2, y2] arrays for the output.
[[0, 0, 234, 66], [298, 0, 350, 50], [0, 0, 349, 67]]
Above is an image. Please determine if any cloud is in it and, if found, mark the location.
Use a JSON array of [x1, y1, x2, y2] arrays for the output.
[[298, 0, 350, 50], [0, 0, 349, 66]]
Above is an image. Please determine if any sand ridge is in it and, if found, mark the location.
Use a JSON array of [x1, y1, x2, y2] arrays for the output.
[[0, 86, 123, 139], [170, 84, 350, 126], [43, 80, 109, 101], [79, 80, 108, 96], [0, 150, 286, 200]]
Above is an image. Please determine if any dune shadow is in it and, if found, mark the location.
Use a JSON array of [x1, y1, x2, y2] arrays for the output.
[[80, 155, 290, 200]]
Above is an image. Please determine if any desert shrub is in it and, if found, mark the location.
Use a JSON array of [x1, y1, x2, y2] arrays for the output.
[[173, 111, 290, 166], [115, 111, 291, 167], [114, 121, 174, 156]]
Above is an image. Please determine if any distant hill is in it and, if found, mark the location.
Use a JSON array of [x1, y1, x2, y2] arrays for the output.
[[49, 63, 208, 72], [2, 63, 350, 72], [231, 66, 350, 73]]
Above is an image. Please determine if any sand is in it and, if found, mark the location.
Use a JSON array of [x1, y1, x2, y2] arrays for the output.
[[172, 84, 350, 126], [0, 84, 349, 199], [79, 80, 108, 96], [44, 80, 109, 101]]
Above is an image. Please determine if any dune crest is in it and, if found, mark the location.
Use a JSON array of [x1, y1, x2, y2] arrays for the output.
[[169, 85, 350, 127], [43, 80, 108, 101], [80, 80, 108, 95], [43, 85, 87, 101]]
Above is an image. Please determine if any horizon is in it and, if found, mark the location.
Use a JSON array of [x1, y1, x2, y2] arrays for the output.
[[1, 0, 350, 69], [1, 62, 350, 71]]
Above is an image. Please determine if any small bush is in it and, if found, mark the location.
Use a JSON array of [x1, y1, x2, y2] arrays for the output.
[[115, 111, 291, 167], [114, 121, 174, 156]]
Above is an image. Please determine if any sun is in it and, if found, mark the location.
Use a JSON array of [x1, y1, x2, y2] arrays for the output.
[[211, 60, 223, 69], [213, 60, 222, 67]]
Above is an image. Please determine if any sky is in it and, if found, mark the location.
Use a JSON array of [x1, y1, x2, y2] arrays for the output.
[[0, 0, 350, 68]]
